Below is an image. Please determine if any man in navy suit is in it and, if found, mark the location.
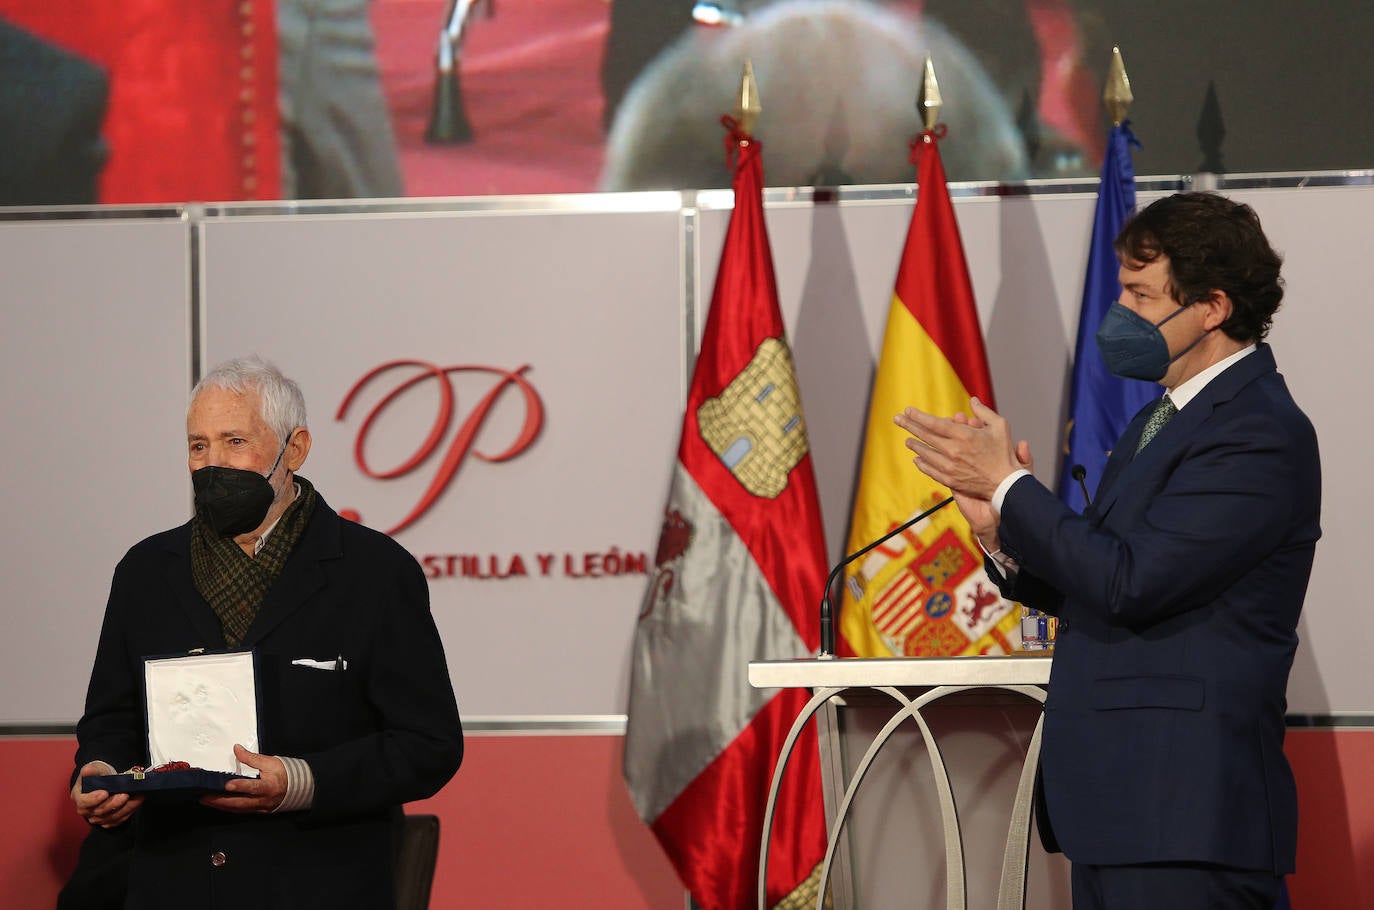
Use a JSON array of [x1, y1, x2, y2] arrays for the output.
[[895, 192, 1320, 909], [70, 356, 463, 909]]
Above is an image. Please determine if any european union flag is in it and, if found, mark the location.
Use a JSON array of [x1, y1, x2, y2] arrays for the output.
[[1058, 122, 1157, 510]]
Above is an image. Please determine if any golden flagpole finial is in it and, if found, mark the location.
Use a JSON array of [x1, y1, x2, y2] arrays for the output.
[[917, 53, 942, 131], [1104, 46, 1133, 126], [735, 59, 762, 136]]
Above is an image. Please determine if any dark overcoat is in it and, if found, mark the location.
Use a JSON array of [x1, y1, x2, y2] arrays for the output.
[[76, 497, 464, 908]]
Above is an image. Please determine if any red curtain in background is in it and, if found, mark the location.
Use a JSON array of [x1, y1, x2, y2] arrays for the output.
[[0, 0, 281, 203]]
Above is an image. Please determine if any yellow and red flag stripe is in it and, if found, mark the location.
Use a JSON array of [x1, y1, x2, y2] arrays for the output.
[[839, 129, 1020, 658]]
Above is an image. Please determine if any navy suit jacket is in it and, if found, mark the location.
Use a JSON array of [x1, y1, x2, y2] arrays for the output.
[[75, 494, 463, 909], [990, 344, 1320, 873]]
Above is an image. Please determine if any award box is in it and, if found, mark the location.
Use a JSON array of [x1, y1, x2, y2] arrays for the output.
[[82, 650, 261, 797]]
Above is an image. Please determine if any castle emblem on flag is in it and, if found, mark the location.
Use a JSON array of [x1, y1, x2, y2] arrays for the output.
[[696, 337, 809, 498]]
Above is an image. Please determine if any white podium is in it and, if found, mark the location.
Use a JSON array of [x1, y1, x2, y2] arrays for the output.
[[749, 656, 1060, 910]]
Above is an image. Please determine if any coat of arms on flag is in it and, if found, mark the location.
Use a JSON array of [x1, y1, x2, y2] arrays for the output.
[[697, 337, 809, 498], [848, 493, 1016, 655]]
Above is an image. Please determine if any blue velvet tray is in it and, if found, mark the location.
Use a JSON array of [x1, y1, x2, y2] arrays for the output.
[[82, 769, 250, 798]]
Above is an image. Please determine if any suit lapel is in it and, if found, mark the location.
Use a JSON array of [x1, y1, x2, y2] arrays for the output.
[[1087, 401, 1155, 522], [241, 502, 341, 647], [1088, 345, 1278, 520]]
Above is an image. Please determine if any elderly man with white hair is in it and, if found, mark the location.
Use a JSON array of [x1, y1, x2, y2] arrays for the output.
[[69, 355, 463, 909]]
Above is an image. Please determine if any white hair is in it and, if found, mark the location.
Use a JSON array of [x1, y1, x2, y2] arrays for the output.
[[191, 355, 308, 444]]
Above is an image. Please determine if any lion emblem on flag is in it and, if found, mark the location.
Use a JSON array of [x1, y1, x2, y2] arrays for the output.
[[639, 508, 694, 620], [848, 514, 1018, 655]]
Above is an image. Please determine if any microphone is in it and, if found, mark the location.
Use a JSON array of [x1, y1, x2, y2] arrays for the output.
[[1071, 464, 1092, 507], [818, 496, 955, 657]]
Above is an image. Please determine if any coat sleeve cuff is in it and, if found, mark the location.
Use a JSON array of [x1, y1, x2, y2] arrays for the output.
[[992, 469, 1033, 515]]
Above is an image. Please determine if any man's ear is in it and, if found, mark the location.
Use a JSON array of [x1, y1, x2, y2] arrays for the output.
[[285, 427, 312, 472], [1198, 290, 1234, 331]]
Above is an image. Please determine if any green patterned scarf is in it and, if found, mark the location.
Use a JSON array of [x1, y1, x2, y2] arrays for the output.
[[190, 475, 318, 646]]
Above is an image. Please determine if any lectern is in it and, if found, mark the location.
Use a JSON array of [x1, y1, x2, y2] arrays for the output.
[[749, 656, 1057, 910]]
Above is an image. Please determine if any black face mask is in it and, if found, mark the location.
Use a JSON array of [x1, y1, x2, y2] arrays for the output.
[[191, 440, 290, 537]]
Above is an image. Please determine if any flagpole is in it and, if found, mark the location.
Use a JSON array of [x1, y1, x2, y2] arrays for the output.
[[1104, 45, 1132, 128], [735, 58, 761, 136], [917, 51, 942, 131]]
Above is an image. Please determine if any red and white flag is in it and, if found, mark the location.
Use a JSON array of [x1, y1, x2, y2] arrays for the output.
[[623, 118, 829, 910]]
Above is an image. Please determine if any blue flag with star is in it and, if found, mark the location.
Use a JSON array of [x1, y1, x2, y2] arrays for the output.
[[1058, 122, 1157, 510]]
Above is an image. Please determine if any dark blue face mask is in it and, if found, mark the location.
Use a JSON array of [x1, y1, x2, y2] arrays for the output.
[[1094, 299, 1208, 382]]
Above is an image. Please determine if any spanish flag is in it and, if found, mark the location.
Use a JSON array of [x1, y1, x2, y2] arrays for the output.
[[839, 127, 1020, 657]]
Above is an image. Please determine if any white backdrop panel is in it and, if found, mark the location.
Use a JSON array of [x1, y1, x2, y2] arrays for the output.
[[0, 216, 191, 724], [199, 206, 685, 718], [1234, 185, 1374, 715], [4, 183, 1367, 726]]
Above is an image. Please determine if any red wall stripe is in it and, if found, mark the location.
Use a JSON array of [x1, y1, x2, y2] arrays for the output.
[[8, 730, 1371, 907]]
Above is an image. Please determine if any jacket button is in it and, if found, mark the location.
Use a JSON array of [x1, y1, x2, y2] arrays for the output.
[[210, 851, 227, 867]]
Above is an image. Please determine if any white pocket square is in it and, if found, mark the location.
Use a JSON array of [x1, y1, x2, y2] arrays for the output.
[[290, 657, 347, 671]]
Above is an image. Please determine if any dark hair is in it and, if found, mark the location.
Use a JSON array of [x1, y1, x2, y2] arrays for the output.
[[1115, 192, 1284, 342]]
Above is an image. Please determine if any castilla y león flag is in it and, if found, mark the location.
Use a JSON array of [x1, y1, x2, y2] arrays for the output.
[[623, 120, 828, 910], [839, 126, 1020, 658]]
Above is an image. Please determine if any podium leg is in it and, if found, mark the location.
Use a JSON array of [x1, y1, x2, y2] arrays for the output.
[[817, 698, 855, 910]]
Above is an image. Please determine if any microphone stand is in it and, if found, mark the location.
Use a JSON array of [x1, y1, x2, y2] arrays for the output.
[[818, 496, 954, 658], [1071, 464, 1093, 507]]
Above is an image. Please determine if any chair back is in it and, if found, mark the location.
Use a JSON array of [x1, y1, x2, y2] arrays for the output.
[[395, 813, 441, 910]]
